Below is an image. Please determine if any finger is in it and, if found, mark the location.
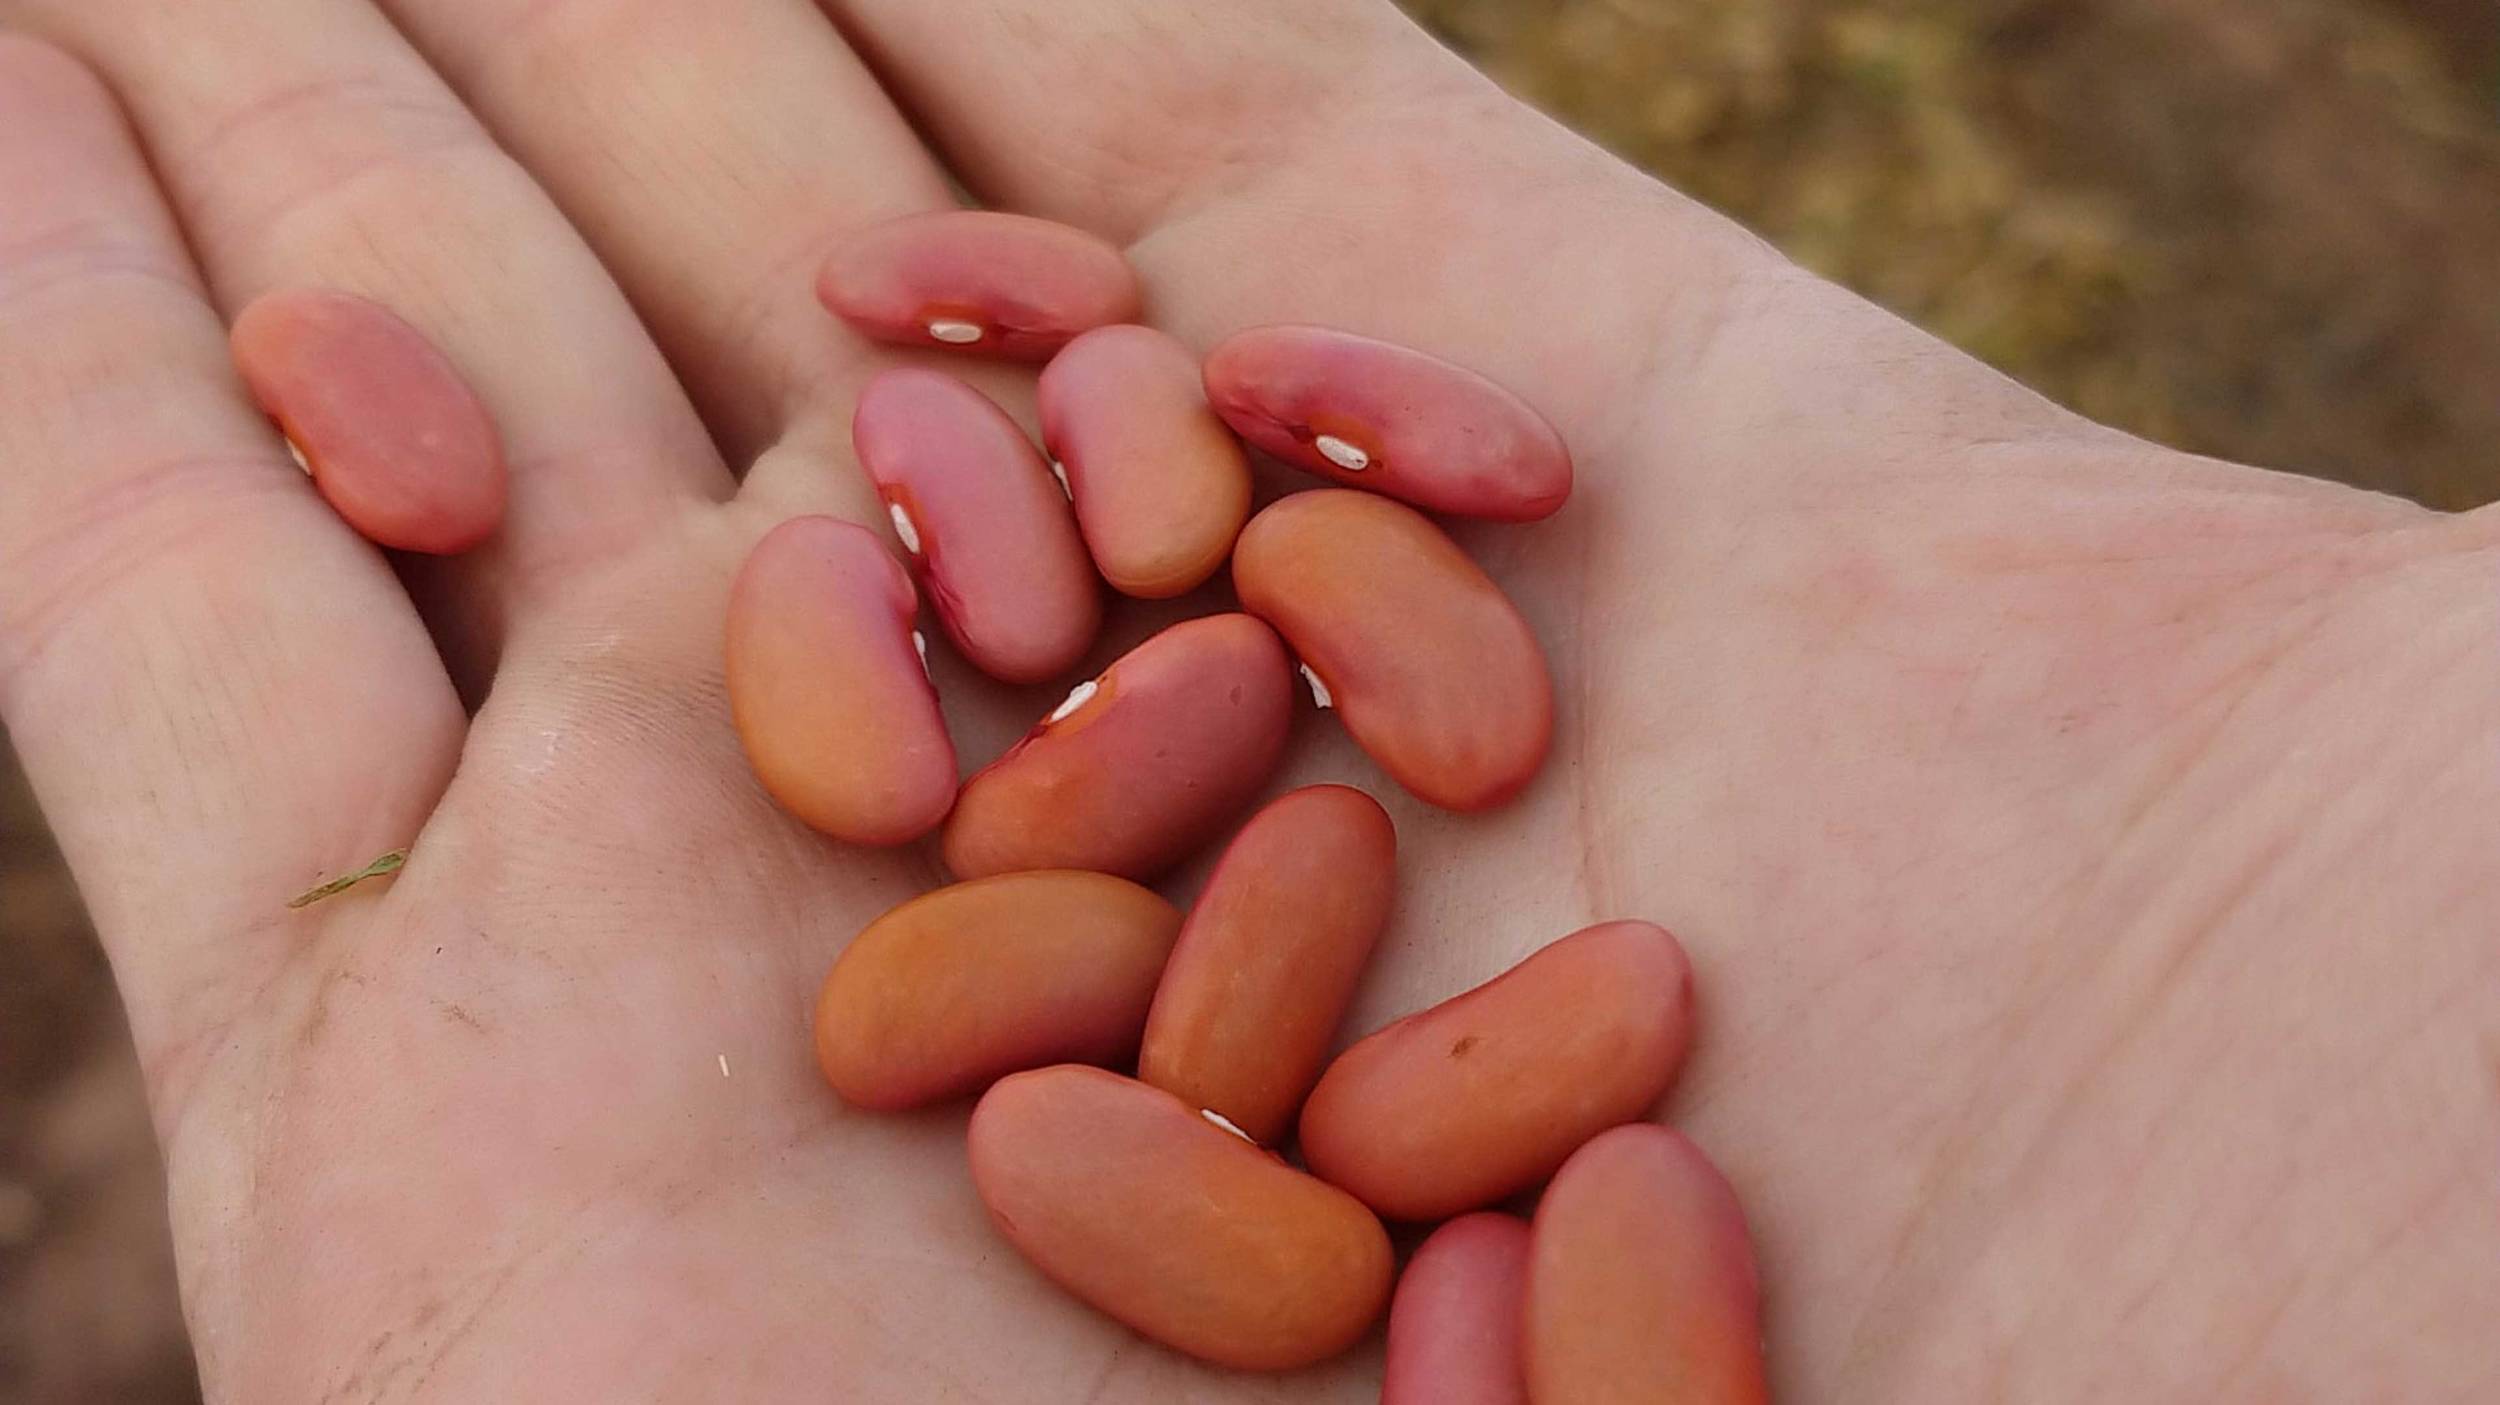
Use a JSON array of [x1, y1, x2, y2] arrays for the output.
[[0, 36, 461, 1087], [374, 0, 1009, 512], [828, 0, 1448, 243], [820, 0, 2134, 500], [9, 0, 733, 678], [823, 1, 1761, 418]]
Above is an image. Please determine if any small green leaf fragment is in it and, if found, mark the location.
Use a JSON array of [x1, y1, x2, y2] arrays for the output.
[[287, 849, 409, 910]]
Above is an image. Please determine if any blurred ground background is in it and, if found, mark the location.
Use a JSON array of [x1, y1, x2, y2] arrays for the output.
[[4, 1, 2496, 1399]]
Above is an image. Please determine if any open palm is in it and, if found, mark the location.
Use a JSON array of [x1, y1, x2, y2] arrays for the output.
[[1, 2, 2493, 1400]]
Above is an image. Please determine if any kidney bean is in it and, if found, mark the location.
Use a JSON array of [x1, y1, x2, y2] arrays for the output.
[[852, 368, 1100, 683], [229, 288, 506, 554], [814, 872, 1180, 1110], [816, 209, 1141, 361], [724, 516, 956, 846], [1036, 324, 1252, 598], [1526, 1125, 1768, 1404], [1383, 1213, 1533, 1405], [1202, 324, 1571, 521], [967, 1065, 1394, 1371], [1136, 785, 1395, 1144], [940, 613, 1293, 881], [1232, 490, 1551, 812], [1298, 920, 1693, 1221]]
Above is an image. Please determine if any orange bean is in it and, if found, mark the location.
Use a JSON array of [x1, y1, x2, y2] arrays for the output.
[[816, 209, 1141, 361], [1232, 490, 1551, 812], [1383, 1213, 1533, 1405], [941, 613, 1294, 881], [967, 1065, 1394, 1371], [852, 368, 1100, 683], [1526, 1125, 1767, 1404], [1137, 785, 1395, 1144], [1037, 324, 1251, 598], [1203, 324, 1571, 521], [814, 872, 1180, 1110], [229, 288, 506, 554], [1298, 920, 1693, 1221], [724, 516, 956, 846]]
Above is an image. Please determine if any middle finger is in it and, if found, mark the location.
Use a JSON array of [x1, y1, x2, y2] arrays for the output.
[[377, 0, 980, 487]]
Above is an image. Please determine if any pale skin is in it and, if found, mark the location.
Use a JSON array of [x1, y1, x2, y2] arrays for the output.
[[0, 2, 2492, 1401]]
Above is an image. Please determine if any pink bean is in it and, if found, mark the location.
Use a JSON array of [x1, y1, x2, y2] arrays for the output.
[[1136, 784, 1396, 1144], [725, 516, 956, 846], [1037, 324, 1252, 598], [1383, 1213, 1533, 1405], [817, 210, 1142, 361], [1526, 1125, 1768, 1404], [1298, 920, 1694, 1221], [968, 1066, 1395, 1371], [814, 872, 1181, 1111], [1203, 324, 1571, 521], [229, 288, 506, 554], [1233, 489, 1552, 812], [853, 368, 1100, 683], [941, 614, 1294, 882]]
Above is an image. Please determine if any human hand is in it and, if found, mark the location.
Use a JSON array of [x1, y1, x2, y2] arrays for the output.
[[1, 1, 2493, 1399]]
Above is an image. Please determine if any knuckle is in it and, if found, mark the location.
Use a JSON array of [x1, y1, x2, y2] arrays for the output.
[[0, 33, 112, 117], [0, 451, 303, 710]]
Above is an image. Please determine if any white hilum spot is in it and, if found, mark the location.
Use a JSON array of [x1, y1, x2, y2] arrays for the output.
[[926, 318, 984, 345], [1314, 434, 1370, 471], [1047, 679, 1098, 725], [1201, 1109, 1253, 1143], [1300, 664, 1335, 710], [1049, 458, 1072, 499], [888, 501, 922, 555], [912, 630, 931, 679]]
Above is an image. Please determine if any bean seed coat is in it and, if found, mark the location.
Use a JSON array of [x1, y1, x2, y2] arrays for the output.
[[230, 288, 506, 553], [968, 1066, 1395, 1371], [1299, 920, 1694, 1221], [818, 210, 1141, 361]]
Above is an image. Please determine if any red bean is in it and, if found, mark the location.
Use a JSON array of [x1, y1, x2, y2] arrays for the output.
[[1299, 920, 1694, 1221], [724, 516, 956, 846], [229, 288, 506, 554], [1526, 1125, 1768, 1404], [852, 368, 1100, 683], [967, 1066, 1394, 1371], [1383, 1213, 1533, 1405], [1136, 785, 1396, 1144], [1233, 490, 1552, 812], [814, 872, 1180, 1110], [816, 210, 1142, 361], [1203, 324, 1571, 521], [1037, 324, 1252, 598], [941, 613, 1294, 882]]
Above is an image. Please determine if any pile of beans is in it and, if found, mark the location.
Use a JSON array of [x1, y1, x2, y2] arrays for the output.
[[229, 210, 1769, 1401]]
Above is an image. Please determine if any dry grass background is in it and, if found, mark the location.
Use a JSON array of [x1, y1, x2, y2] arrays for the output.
[[3, 2, 2496, 1399], [1409, 0, 2500, 509]]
